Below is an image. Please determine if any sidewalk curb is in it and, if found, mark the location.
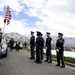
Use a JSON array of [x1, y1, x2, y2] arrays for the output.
[[23, 49, 75, 68], [52, 58, 75, 68]]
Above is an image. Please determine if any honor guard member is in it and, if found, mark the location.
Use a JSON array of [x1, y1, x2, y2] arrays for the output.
[[35, 31, 44, 64], [56, 33, 65, 68], [30, 31, 35, 60], [40, 33, 44, 60], [45, 32, 52, 63], [34, 31, 39, 63]]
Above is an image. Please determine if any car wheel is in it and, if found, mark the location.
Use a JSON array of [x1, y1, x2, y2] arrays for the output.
[[4, 49, 8, 57], [4, 52, 7, 57]]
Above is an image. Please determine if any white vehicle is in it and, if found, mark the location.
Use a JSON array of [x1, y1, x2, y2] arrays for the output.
[[0, 38, 8, 57]]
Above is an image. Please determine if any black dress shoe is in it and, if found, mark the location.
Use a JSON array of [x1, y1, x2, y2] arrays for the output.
[[33, 58, 35, 59], [29, 57, 32, 59], [29, 57, 34, 60], [40, 61, 42, 63], [48, 61, 52, 63], [34, 61, 37, 63], [31, 58, 35, 60], [37, 62, 42, 64], [60, 65, 65, 68], [56, 64, 60, 66]]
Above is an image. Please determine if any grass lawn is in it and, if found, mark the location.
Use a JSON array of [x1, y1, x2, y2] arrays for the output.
[[23, 47, 75, 64]]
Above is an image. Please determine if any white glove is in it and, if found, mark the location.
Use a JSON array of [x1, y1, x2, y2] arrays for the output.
[[56, 49, 59, 52]]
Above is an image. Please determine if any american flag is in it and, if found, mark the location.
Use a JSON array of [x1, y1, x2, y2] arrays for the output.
[[4, 6, 12, 25]]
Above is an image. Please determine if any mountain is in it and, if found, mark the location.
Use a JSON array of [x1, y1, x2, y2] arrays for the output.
[[4, 32, 30, 43], [43, 35, 75, 49], [64, 37, 75, 49], [4, 32, 75, 49]]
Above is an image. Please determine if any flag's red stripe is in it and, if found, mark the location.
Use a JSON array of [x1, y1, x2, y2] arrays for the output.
[[4, 6, 12, 25]]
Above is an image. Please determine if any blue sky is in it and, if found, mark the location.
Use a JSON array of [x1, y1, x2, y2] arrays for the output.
[[0, 0, 75, 37]]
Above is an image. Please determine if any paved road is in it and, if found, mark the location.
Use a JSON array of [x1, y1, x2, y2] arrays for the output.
[[0, 50, 75, 75]]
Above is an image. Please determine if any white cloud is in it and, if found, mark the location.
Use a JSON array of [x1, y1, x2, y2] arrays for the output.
[[0, 0, 75, 37], [0, 0, 24, 13], [21, 0, 45, 9], [23, 0, 75, 37]]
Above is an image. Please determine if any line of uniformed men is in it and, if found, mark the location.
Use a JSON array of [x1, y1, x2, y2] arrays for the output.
[[29, 31, 65, 68]]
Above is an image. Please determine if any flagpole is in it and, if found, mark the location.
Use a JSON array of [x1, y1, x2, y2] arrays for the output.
[[3, 23, 6, 34]]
